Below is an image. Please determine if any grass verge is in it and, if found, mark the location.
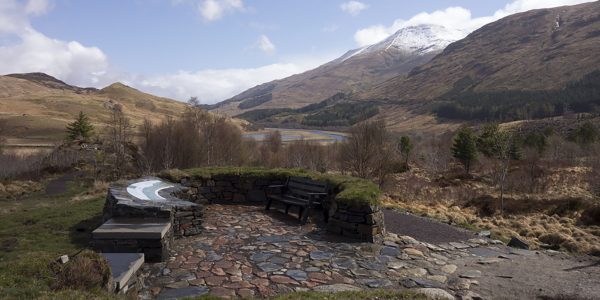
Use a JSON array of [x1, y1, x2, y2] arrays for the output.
[[0, 179, 109, 299]]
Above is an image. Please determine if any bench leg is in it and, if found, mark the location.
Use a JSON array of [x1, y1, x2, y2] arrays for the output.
[[300, 206, 311, 224], [265, 198, 273, 211], [285, 204, 290, 215]]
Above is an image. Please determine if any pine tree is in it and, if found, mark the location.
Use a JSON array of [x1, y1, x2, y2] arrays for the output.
[[452, 127, 478, 174], [66, 111, 94, 141]]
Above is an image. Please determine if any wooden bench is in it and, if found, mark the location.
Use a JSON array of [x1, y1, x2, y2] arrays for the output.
[[265, 176, 329, 224]]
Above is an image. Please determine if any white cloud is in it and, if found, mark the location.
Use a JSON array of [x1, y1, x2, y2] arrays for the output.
[[0, 0, 109, 87], [340, 1, 368, 16], [354, 0, 594, 47], [198, 0, 244, 22], [256, 34, 276, 54], [25, 0, 52, 16], [128, 57, 330, 103]]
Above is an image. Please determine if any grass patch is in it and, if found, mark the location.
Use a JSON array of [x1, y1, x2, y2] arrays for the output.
[[0, 179, 108, 299], [161, 167, 382, 206]]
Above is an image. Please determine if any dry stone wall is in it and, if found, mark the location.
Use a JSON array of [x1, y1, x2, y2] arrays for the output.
[[174, 175, 385, 243]]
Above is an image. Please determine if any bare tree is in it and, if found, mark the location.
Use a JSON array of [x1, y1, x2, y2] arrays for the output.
[[339, 120, 393, 184], [0, 119, 6, 155], [106, 105, 133, 179]]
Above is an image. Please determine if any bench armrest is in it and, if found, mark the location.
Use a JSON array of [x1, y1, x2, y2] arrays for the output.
[[267, 184, 285, 188], [307, 192, 327, 195]]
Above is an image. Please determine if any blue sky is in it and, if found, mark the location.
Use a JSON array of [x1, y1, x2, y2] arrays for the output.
[[0, 0, 594, 103]]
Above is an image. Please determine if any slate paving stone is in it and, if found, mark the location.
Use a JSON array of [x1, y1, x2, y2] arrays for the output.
[[380, 246, 401, 256], [257, 262, 282, 272], [250, 252, 275, 262], [359, 261, 387, 271], [286, 270, 308, 281], [310, 251, 333, 260], [139, 203, 477, 299], [157, 287, 209, 300], [332, 257, 357, 269]]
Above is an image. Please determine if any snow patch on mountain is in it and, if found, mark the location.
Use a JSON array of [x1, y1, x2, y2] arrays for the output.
[[338, 24, 467, 62]]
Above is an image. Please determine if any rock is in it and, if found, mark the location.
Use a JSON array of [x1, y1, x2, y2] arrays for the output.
[[313, 284, 362, 292], [427, 275, 448, 284], [458, 291, 484, 300], [403, 248, 425, 257], [166, 281, 189, 289], [414, 288, 455, 300], [157, 287, 209, 300], [358, 278, 393, 288], [285, 270, 308, 281], [449, 278, 471, 290], [441, 264, 457, 274], [380, 246, 401, 256], [507, 237, 529, 250], [310, 251, 333, 260], [358, 261, 386, 271], [411, 277, 444, 288], [477, 258, 502, 265], [478, 230, 491, 238], [332, 257, 356, 269], [250, 252, 274, 262], [467, 238, 488, 245], [399, 268, 428, 277], [459, 270, 482, 279], [257, 262, 281, 272], [57, 255, 69, 264], [210, 287, 236, 298], [387, 261, 408, 270], [237, 288, 255, 298], [270, 275, 299, 285], [449, 242, 470, 249]]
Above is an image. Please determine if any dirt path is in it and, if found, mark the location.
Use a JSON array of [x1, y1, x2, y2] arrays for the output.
[[383, 209, 476, 244], [383, 209, 600, 299], [45, 171, 83, 196]]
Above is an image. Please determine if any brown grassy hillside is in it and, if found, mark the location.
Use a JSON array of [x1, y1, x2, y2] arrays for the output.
[[0, 74, 189, 147]]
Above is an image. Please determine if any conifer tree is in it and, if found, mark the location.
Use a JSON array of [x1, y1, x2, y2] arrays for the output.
[[66, 111, 94, 141], [452, 127, 478, 174]]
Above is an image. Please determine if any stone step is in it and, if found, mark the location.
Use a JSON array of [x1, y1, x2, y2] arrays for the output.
[[92, 218, 172, 262], [92, 218, 171, 240], [101, 253, 144, 293]]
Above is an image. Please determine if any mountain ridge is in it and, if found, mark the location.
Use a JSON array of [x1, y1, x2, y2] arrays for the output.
[[210, 24, 461, 116]]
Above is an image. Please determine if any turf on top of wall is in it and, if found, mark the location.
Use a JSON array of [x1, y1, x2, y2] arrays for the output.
[[160, 167, 381, 206]]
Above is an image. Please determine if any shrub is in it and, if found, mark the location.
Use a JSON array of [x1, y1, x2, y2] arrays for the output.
[[52, 250, 111, 292]]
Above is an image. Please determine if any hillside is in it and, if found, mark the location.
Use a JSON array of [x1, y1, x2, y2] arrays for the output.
[[211, 25, 463, 117], [367, 1, 600, 126], [0, 73, 189, 147]]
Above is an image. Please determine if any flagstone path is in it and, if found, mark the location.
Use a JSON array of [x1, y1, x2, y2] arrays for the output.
[[138, 204, 493, 299], [137, 203, 600, 299]]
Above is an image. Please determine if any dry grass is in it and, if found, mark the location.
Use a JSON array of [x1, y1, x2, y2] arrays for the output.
[[384, 166, 600, 255], [51, 250, 112, 292]]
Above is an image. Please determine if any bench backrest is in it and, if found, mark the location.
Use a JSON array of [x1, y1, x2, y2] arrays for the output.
[[286, 176, 328, 200]]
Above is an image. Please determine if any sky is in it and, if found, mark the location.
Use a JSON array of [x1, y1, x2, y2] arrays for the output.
[[0, 0, 595, 104]]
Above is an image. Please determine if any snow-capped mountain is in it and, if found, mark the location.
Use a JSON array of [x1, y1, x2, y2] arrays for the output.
[[210, 24, 463, 116], [338, 25, 467, 62]]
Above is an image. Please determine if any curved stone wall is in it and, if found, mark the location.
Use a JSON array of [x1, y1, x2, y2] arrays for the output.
[[173, 174, 385, 243]]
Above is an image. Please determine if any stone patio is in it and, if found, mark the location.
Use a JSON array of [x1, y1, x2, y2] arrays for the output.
[[137, 204, 489, 299]]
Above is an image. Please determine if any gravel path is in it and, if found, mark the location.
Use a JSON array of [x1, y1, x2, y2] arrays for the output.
[[383, 209, 476, 244]]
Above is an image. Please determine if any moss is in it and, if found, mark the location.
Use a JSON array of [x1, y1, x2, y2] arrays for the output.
[[161, 167, 381, 206]]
